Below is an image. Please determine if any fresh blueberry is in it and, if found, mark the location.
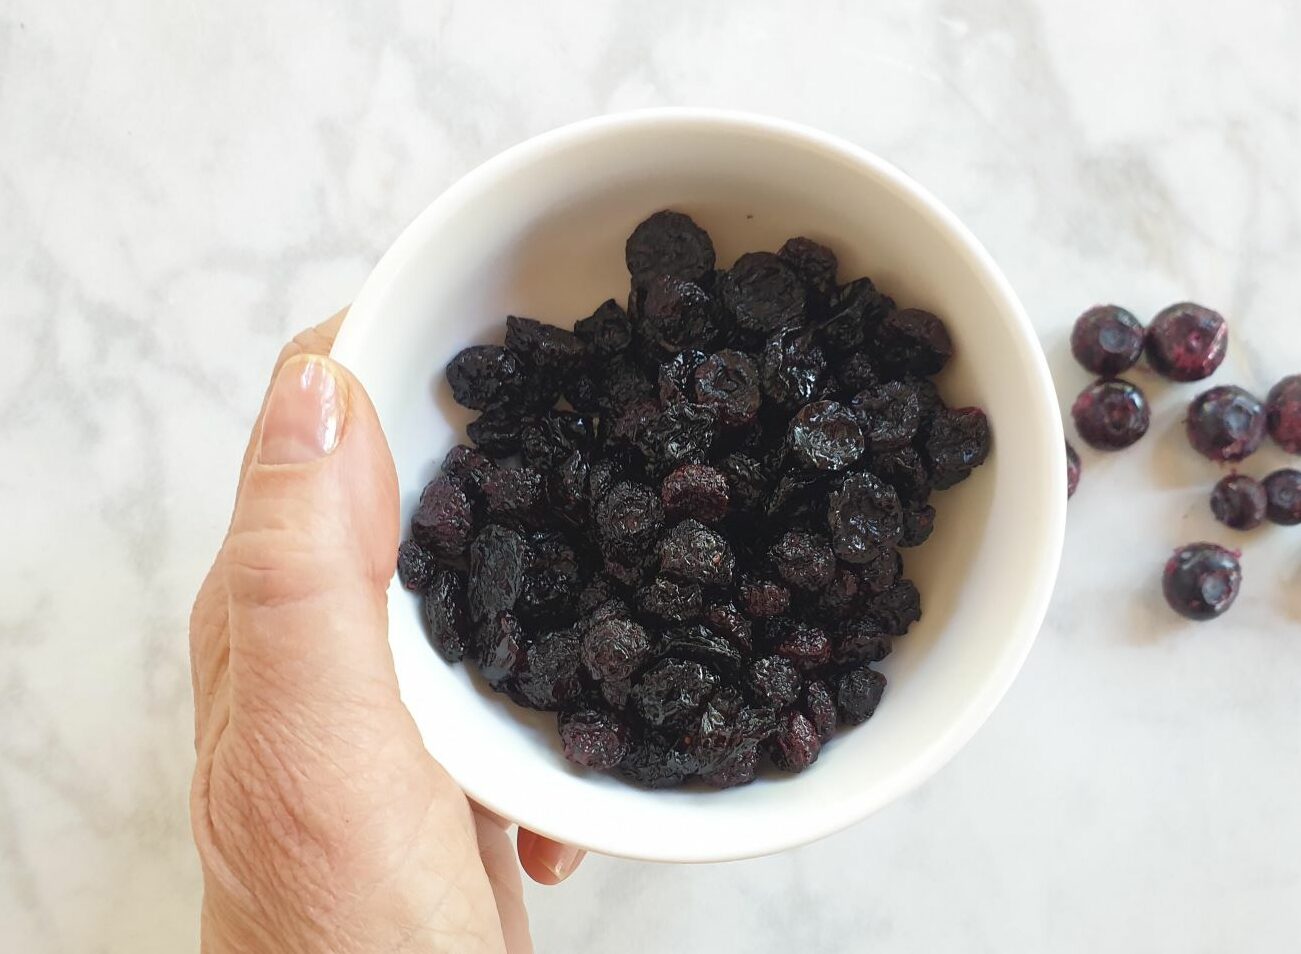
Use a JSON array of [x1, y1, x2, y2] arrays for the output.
[[1162, 543, 1242, 621], [1070, 305, 1144, 375], [1071, 379, 1150, 450], [1185, 385, 1266, 463]]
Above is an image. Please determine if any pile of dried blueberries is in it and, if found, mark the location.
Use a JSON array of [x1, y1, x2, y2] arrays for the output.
[[397, 211, 990, 789], [1064, 303, 1299, 621]]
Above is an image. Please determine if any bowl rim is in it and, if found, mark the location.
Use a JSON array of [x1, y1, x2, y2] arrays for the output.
[[333, 107, 1065, 862]]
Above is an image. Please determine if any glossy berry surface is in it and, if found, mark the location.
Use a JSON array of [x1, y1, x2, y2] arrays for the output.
[[1071, 379, 1150, 450], [1162, 543, 1242, 621], [1145, 302, 1228, 381], [1184, 386, 1266, 462], [786, 400, 864, 470], [1266, 374, 1301, 453], [401, 210, 990, 790], [558, 709, 628, 770], [1070, 305, 1144, 375], [1209, 474, 1267, 531], [1263, 468, 1301, 525]]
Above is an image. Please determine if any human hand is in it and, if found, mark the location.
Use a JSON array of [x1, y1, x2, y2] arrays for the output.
[[189, 312, 582, 954]]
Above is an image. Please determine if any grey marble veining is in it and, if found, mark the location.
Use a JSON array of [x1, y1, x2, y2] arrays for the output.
[[2, 1, 1299, 951]]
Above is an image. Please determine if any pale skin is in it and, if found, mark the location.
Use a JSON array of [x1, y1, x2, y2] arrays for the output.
[[189, 312, 582, 954]]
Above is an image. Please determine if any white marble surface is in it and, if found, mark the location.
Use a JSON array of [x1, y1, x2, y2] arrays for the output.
[[3, 1, 1300, 950]]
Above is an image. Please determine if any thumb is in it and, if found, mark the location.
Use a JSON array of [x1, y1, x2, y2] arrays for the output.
[[221, 353, 402, 719]]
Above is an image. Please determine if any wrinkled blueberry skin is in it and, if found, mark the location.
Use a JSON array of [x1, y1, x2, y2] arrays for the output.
[[403, 211, 989, 790]]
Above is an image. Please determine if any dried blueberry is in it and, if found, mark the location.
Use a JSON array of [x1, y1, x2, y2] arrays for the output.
[[850, 381, 922, 451], [441, 443, 497, 497], [625, 210, 716, 288], [482, 466, 546, 528], [759, 327, 827, 409], [520, 411, 593, 471], [871, 446, 932, 504], [446, 345, 520, 411], [825, 278, 892, 355], [397, 539, 438, 592], [580, 613, 651, 684], [1162, 543, 1242, 621], [828, 472, 903, 560], [658, 349, 708, 404], [505, 314, 585, 382], [515, 569, 575, 626], [593, 481, 664, 563], [617, 736, 699, 789], [717, 453, 770, 512], [833, 620, 892, 668], [769, 531, 836, 592], [637, 576, 703, 623], [411, 477, 474, 559], [817, 566, 864, 622], [876, 308, 952, 376], [745, 654, 802, 709], [700, 739, 760, 790], [474, 610, 526, 688], [422, 569, 469, 663], [771, 618, 832, 671], [834, 350, 879, 394], [558, 709, 629, 770], [636, 401, 718, 477], [467, 524, 528, 623], [639, 277, 718, 359], [768, 710, 822, 773], [856, 545, 902, 595], [786, 400, 865, 470], [658, 519, 735, 588], [702, 602, 754, 655], [661, 463, 730, 524], [597, 355, 655, 412], [836, 667, 886, 724], [802, 680, 838, 743], [466, 409, 525, 457], [1070, 305, 1144, 375], [574, 298, 633, 357], [692, 350, 762, 427], [661, 625, 745, 675], [516, 628, 584, 710], [548, 449, 590, 525], [871, 579, 921, 636], [898, 504, 936, 548], [779, 236, 838, 302], [1185, 386, 1266, 462], [722, 251, 808, 334], [923, 407, 992, 488], [632, 659, 719, 730], [738, 576, 791, 619]]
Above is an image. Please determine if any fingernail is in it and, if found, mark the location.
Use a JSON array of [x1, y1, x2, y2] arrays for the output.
[[538, 843, 585, 882], [259, 356, 346, 464]]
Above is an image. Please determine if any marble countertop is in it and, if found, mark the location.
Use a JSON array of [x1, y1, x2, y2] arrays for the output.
[[3, 1, 1299, 951]]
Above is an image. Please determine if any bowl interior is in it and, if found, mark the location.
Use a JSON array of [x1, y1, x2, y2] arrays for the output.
[[333, 112, 1064, 862]]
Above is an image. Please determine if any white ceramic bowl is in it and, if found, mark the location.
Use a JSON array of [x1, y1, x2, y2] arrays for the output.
[[332, 109, 1065, 863]]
